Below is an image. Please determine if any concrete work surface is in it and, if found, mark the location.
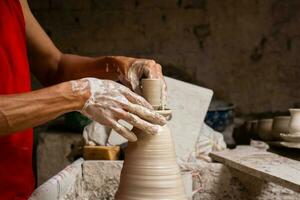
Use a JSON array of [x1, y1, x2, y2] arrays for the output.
[[210, 145, 300, 192], [30, 159, 300, 200]]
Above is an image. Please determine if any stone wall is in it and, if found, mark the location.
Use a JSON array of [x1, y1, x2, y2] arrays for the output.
[[28, 0, 300, 114]]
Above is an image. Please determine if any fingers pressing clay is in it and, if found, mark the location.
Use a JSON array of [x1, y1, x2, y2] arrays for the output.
[[75, 78, 165, 141], [124, 112, 161, 135], [125, 59, 166, 96], [123, 89, 153, 110], [110, 107, 162, 135], [111, 120, 137, 142], [126, 103, 167, 126]]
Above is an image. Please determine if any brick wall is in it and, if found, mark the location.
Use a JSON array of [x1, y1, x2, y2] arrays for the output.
[[28, 0, 300, 114]]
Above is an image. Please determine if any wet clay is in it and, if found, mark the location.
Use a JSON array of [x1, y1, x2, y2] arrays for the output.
[[141, 79, 164, 110], [115, 126, 188, 200], [115, 78, 188, 199]]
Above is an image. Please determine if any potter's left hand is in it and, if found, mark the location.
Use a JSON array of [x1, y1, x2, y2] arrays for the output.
[[72, 78, 167, 142], [118, 58, 167, 104]]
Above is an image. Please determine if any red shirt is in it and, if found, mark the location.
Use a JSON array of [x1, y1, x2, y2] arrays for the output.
[[0, 0, 35, 199]]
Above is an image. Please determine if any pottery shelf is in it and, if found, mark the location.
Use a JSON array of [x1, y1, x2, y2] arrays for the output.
[[267, 141, 300, 149], [210, 145, 300, 192]]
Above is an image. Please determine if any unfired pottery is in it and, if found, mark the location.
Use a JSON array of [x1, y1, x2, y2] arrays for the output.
[[272, 116, 290, 140], [280, 133, 300, 143], [288, 109, 300, 134], [115, 126, 188, 200], [250, 120, 259, 139], [141, 79, 163, 109], [267, 141, 300, 149], [115, 78, 188, 200], [257, 119, 273, 141], [245, 120, 252, 133]]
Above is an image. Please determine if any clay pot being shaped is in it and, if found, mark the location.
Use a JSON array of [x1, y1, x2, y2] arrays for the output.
[[115, 125, 188, 200], [272, 116, 290, 140], [141, 79, 164, 110], [257, 119, 273, 141], [289, 109, 300, 135]]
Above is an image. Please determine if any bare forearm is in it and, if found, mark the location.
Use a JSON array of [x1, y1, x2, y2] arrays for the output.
[[46, 54, 135, 85], [0, 81, 88, 136]]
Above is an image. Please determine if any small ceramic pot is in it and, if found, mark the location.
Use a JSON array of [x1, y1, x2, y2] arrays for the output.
[[141, 79, 163, 109], [250, 120, 259, 139], [245, 121, 252, 133], [257, 119, 273, 141], [205, 101, 234, 132], [272, 116, 290, 140], [288, 109, 300, 134]]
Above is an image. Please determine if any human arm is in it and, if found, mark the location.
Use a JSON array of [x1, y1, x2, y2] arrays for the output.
[[0, 78, 166, 140], [0, 81, 88, 136], [77, 78, 166, 142]]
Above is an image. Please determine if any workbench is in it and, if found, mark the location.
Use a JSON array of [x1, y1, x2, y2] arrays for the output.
[[210, 144, 300, 193]]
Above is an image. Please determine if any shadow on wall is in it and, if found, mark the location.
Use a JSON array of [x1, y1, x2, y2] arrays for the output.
[[163, 64, 207, 88]]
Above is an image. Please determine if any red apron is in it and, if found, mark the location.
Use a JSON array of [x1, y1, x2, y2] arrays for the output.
[[0, 0, 35, 199]]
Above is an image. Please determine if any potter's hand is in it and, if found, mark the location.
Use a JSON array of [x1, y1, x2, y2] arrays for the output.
[[72, 78, 167, 142], [118, 58, 167, 104]]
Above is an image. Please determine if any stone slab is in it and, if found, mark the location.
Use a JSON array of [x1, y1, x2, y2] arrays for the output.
[[210, 145, 300, 192], [81, 161, 123, 199], [183, 161, 300, 200], [30, 159, 84, 200], [165, 77, 213, 160]]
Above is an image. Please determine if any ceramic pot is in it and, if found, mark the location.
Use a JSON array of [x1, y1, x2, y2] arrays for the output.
[[272, 116, 290, 140], [250, 120, 259, 139], [289, 109, 300, 134], [245, 120, 252, 134], [115, 125, 188, 200], [204, 101, 234, 132], [257, 119, 273, 141], [141, 79, 163, 109]]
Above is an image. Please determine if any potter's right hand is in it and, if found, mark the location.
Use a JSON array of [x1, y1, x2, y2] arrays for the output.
[[72, 78, 167, 142]]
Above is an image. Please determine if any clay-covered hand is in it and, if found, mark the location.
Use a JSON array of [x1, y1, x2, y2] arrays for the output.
[[118, 57, 167, 105], [72, 78, 167, 142]]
